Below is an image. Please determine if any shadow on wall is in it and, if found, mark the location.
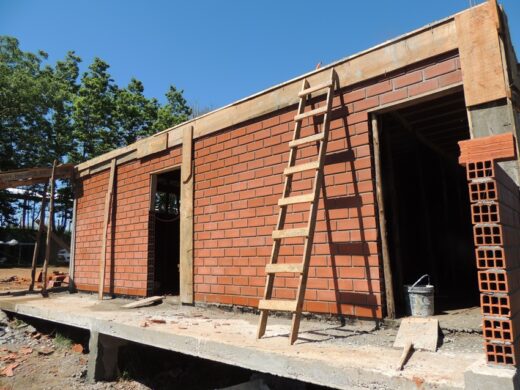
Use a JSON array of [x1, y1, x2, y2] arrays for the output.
[[322, 92, 380, 320]]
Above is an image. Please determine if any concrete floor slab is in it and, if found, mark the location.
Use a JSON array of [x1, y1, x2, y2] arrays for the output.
[[0, 293, 498, 389]]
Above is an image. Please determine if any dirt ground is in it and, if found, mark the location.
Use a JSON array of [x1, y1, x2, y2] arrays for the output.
[[0, 311, 148, 390], [0, 267, 69, 292]]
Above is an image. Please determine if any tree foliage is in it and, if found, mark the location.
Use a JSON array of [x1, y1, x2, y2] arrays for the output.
[[0, 36, 192, 227]]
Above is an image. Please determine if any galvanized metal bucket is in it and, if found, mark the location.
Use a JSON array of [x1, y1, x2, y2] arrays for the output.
[[404, 274, 434, 317]]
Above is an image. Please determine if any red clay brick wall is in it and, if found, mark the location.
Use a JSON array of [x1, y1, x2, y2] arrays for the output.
[[192, 52, 463, 319], [74, 147, 182, 296], [74, 52, 462, 318]]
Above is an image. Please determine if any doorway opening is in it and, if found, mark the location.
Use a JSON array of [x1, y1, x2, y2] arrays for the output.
[[377, 91, 478, 315], [151, 169, 181, 295]]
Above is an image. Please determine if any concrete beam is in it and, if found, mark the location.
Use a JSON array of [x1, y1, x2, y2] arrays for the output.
[[0, 294, 483, 390], [464, 361, 520, 390]]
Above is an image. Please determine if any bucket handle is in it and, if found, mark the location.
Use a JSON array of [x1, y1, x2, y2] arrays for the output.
[[409, 274, 430, 291]]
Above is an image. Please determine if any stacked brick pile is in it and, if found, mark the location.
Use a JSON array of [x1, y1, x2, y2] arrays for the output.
[[460, 133, 520, 366]]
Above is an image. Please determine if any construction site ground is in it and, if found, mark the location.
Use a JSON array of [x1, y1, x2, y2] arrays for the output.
[[0, 266, 69, 292], [0, 310, 148, 390], [0, 292, 507, 390]]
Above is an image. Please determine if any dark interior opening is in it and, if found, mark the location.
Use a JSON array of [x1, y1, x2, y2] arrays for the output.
[[378, 91, 478, 315], [152, 169, 181, 295]]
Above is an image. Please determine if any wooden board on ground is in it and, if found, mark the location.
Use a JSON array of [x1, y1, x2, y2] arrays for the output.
[[394, 317, 439, 352], [122, 296, 165, 309]]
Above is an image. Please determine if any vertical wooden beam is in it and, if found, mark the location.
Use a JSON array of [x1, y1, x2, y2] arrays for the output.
[[372, 116, 396, 319], [41, 161, 57, 297], [98, 159, 116, 300], [180, 126, 194, 304], [456, 1, 507, 107], [69, 197, 78, 291], [29, 182, 48, 291]]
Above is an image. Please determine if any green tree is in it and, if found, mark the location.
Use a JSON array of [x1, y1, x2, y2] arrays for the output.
[[0, 36, 193, 228], [70, 57, 118, 162], [153, 85, 192, 132], [114, 78, 159, 145]]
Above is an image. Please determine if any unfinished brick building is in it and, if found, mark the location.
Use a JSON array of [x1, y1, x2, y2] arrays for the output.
[[69, 0, 520, 366]]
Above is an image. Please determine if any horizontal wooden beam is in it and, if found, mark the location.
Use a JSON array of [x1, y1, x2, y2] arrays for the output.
[[77, 6, 478, 175], [0, 164, 74, 189]]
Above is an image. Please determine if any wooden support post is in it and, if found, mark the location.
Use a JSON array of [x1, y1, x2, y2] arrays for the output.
[[29, 183, 48, 291], [41, 161, 57, 297], [69, 197, 77, 291], [98, 159, 116, 300], [372, 116, 396, 319], [180, 126, 194, 304], [383, 132, 405, 310]]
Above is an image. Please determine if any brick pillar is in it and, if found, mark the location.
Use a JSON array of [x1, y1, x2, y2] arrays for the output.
[[459, 133, 520, 366]]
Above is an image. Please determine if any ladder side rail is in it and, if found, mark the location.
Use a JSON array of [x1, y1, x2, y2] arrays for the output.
[[257, 79, 309, 339]]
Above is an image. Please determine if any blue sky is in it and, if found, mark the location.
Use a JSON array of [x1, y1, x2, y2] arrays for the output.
[[1, 0, 519, 110]]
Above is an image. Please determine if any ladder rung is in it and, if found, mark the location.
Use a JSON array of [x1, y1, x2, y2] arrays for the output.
[[265, 263, 304, 274], [272, 227, 309, 239], [294, 106, 328, 122], [284, 161, 319, 176], [278, 193, 314, 206], [298, 81, 333, 97], [258, 299, 298, 312], [289, 132, 325, 148]]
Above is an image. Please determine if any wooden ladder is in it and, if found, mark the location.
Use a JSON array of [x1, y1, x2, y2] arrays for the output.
[[257, 69, 338, 344]]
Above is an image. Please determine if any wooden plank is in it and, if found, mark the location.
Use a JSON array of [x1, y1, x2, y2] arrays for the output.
[[396, 342, 414, 371], [371, 116, 396, 319], [278, 193, 314, 206], [122, 295, 165, 309], [0, 164, 74, 190], [29, 183, 47, 292], [77, 17, 459, 173], [81, 151, 137, 177], [136, 133, 168, 158], [76, 144, 136, 172], [487, 0, 501, 32], [258, 299, 297, 312], [298, 80, 333, 97], [456, 2, 507, 106], [41, 161, 57, 297], [294, 106, 328, 122], [265, 263, 304, 274], [283, 161, 319, 176], [98, 159, 116, 300], [69, 198, 77, 290], [288, 133, 324, 148], [180, 126, 194, 304], [0, 164, 73, 181], [272, 228, 309, 239]]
